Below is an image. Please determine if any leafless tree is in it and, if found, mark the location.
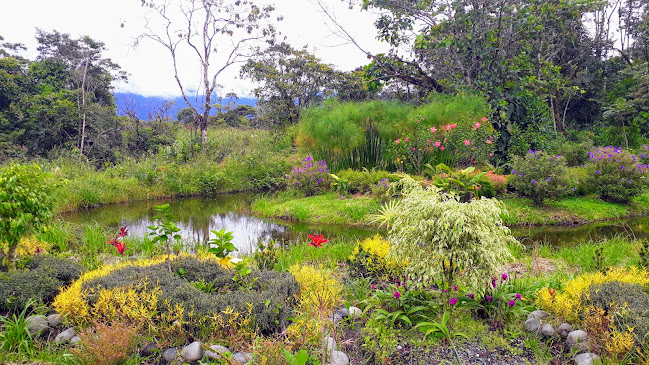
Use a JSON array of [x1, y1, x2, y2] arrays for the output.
[[136, 0, 277, 147]]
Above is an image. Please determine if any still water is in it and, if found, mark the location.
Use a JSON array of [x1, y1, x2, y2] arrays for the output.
[[62, 193, 649, 251]]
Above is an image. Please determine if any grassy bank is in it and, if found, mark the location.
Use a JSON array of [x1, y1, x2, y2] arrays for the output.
[[251, 191, 649, 228]]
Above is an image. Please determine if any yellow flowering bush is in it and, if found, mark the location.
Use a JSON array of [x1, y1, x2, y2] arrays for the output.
[[536, 267, 649, 321], [290, 264, 342, 313], [347, 235, 405, 279]]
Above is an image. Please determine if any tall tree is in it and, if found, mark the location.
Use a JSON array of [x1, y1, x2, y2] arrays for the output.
[[137, 0, 277, 145]]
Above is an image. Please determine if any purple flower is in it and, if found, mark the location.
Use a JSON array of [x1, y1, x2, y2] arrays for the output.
[[515, 293, 522, 300], [467, 294, 474, 299], [486, 295, 492, 302], [531, 180, 537, 184], [371, 284, 376, 290], [512, 170, 517, 174], [393, 291, 401, 299], [452, 285, 458, 291], [508, 300, 516, 307], [443, 289, 448, 293], [491, 277, 497, 288], [501, 273, 508, 281], [546, 177, 551, 181], [449, 297, 458, 306], [596, 170, 601, 174]]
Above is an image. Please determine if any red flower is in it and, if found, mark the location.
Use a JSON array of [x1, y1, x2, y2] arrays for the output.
[[115, 242, 127, 255], [307, 234, 328, 247], [108, 226, 129, 255]]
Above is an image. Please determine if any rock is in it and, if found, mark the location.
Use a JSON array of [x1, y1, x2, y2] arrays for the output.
[[327, 313, 344, 324], [162, 348, 177, 362], [70, 336, 81, 345], [524, 318, 541, 332], [329, 350, 350, 365], [140, 342, 158, 357], [574, 353, 601, 365], [397, 345, 403, 350], [181, 341, 202, 362], [527, 310, 549, 321], [26, 315, 50, 336], [567, 330, 588, 346], [322, 336, 337, 352], [541, 323, 555, 337], [557, 323, 573, 337], [335, 307, 350, 318], [232, 352, 253, 364], [55, 327, 76, 344], [348, 306, 362, 319], [205, 344, 230, 360], [47, 314, 62, 328]]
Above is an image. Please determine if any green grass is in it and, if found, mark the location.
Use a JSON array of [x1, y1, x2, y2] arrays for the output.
[[252, 193, 381, 226], [551, 235, 640, 271], [275, 239, 355, 271]]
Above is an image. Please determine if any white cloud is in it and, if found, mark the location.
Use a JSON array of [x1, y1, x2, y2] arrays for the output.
[[1, 0, 387, 98]]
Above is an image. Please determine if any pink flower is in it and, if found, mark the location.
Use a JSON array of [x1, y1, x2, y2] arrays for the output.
[[441, 146, 445, 151], [474, 122, 481, 129], [434, 141, 441, 147], [508, 300, 516, 307], [501, 273, 508, 281], [445, 124, 452, 131], [452, 285, 458, 291], [489, 153, 493, 157], [413, 148, 416, 151], [417, 120, 420, 123], [482, 117, 488, 122], [443, 139, 447, 142], [427, 140, 431, 144], [405, 137, 409, 142], [371, 284, 376, 290], [464, 139, 471, 146], [393, 291, 401, 299], [449, 297, 458, 306], [430, 127, 437, 133], [486, 139, 492, 144], [515, 293, 522, 300], [395, 139, 400, 144]]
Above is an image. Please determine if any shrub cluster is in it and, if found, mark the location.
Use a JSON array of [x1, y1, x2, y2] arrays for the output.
[[55, 255, 299, 336], [347, 235, 404, 280], [509, 150, 571, 205], [558, 141, 592, 167], [72, 322, 140, 365], [586, 146, 648, 203], [287, 156, 332, 196], [0, 255, 83, 312], [334, 169, 397, 195]]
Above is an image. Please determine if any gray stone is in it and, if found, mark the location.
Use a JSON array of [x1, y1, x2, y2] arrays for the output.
[[47, 314, 62, 328], [335, 307, 350, 318], [205, 344, 230, 360], [323, 336, 337, 352], [140, 342, 158, 357], [329, 350, 350, 365], [162, 348, 177, 362], [327, 313, 344, 324], [348, 306, 362, 319], [567, 330, 588, 346], [397, 345, 403, 350], [70, 336, 81, 345], [524, 318, 541, 332], [26, 315, 50, 336], [55, 327, 76, 344], [574, 353, 601, 365], [181, 341, 202, 362], [557, 323, 573, 337], [527, 310, 549, 321], [541, 323, 555, 337], [232, 352, 253, 364]]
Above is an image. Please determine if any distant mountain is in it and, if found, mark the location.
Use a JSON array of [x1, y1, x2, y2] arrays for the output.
[[113, 92, 257, 121]]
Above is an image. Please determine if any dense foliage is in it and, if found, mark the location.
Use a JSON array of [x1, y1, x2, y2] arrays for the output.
[[508, 151, 572, 205]]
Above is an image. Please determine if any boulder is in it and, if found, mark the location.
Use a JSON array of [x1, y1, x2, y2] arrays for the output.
[[162, 348, 177, 362], [327, 312, 344, 325], [232, 352, 253, 364], [329, 350, 350, 365], [140, 342, 158, 357], [322, 336, 337, 352], [541, 323, 555, 337], [205, 344, 231, 360], [335, 307, 349, 318], [527, 310, 549, 321], [55, 327, 76, 344], [70, 336, 81, 345], [47, 314, 62, 328], [524, 318, 541, 332], [26, 315, 50, 336], [557, 323, 573, 337], [574, 353, 601, 365], [567, 330, 588, 346], [348, 306, 362, 319], [181, 341, 202, 362]]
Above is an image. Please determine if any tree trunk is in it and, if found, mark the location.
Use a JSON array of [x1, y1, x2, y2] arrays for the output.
[[200, 115, 208, 146], [6, 242, 17, 271]]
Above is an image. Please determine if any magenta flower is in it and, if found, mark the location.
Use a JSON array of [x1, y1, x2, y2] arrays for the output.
[[393, 291, 401, 299], [508, 300, 516, 307], [371, 284, 376, 290], [501, 273, 508, 281], [449, 297, 458, 306], [486, 295, 492, 302], [452, 285, 458, 291], [467, 294, 474, 299], [515, 293, 522, 300]]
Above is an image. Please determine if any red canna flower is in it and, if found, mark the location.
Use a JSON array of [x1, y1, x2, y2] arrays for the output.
[[307, 234, 328, 247], [115, 242, 127, 255], [35, 246, 42, 254], [108, 226, 129, 255]]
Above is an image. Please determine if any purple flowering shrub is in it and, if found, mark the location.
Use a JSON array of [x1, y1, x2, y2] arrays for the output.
[[458, 273, 528, 326], [287, 156, 332, 196], [509, 150, 571, 205], [586, 147, 648, 203]]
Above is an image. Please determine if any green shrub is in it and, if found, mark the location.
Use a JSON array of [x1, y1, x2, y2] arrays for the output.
[[335, 169, 397, 194], [509, 151, 571, 205], [558, 141, 592, 167], [586, 147, 647, 203], [0, 255, 82, 312], [584, 281, 649, 345], [287, 157, 332, 196], [81, 256, 299, 335]]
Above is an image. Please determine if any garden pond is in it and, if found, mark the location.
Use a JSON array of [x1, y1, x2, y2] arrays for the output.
[[61, 193, 649, 252]]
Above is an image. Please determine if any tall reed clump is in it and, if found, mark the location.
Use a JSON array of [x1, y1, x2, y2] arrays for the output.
[[296, 95, 492, 172]]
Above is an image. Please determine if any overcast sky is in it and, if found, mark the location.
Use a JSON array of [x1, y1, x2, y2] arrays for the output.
[[0, 0, 387, 98]]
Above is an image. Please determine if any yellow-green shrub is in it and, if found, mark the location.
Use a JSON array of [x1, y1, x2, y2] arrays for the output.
[[536, 267, 649, 321], [347, 235, 405, 279], [290, 264, 342, 313]]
